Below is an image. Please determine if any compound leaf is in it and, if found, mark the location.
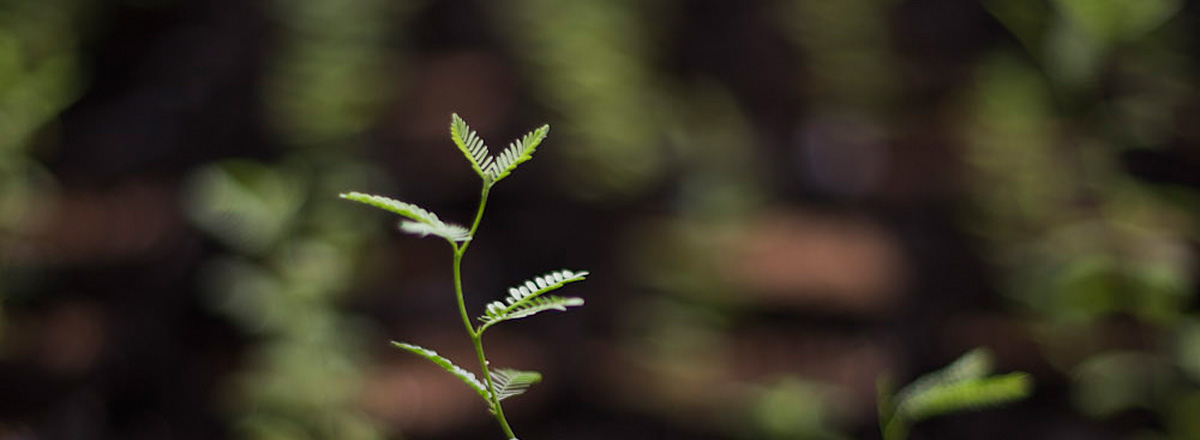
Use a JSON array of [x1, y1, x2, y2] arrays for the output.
[[896, 348, 993, 405], [450, 113, 494, 180], [897, 372, 1033, 422], [339, 192, 440, 223], [489, 368, 543, 401], [487, 124, 550, 183], [399, 221, 471, 242], [484, 295, 584, 327], [340, 192, 470, 242], [890, 349, 1032, 424], [392, 341, 491, 403], [478, 270, 588, 331]]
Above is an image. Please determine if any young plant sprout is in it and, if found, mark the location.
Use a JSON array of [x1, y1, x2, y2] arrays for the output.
[[342, 114, 586, 440]]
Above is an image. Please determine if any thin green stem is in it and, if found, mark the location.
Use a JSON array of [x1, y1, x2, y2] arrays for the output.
[[450, 182, 515, 439], [468, 184, 492, 240], [474, 332, 516, 439], [452, 248, 476, 340]]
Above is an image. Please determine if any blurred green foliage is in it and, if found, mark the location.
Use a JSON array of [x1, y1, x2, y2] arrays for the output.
[[751, 378, 847, 440], [181, 0, 426, 438], [187, 159, 387, 440], [777, 0, 897, 115], [492, 0, 672, 199], [878, 349, 1032, 440], [0, 0, 86, 343], [968, 0, 1199, 438], [263, 0, 419, 146]]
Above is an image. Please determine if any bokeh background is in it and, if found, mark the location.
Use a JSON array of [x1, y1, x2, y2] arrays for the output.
[[2, 0, 1200, 439]]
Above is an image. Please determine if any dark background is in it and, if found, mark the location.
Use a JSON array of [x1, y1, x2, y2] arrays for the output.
[[2, 0, 1200, 439]]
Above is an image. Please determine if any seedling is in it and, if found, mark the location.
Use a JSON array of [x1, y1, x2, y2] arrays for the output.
[[341, 114, 586, 440]]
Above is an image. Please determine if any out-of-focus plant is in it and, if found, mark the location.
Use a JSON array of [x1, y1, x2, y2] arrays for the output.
[[491, 0, 670, 199], [877, 349, 1032, 440], [342, 114, 588, 440], [0, 0, 86, 341], [183, 0, 419, 438], [776, 0, 897, 198], [262, 0, 416, 147], [186, 159, 386, 440], [776, 0, 896, 115], [750, 378, 848, 440], [966, 0, 1195, 436]]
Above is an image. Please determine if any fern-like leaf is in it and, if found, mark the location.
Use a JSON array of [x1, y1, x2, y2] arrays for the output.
[[340, 192, 440, 222], [392, 342, 491, 403], [450, 113, 494, 180], [477, 270, 588, 331], [340, 192, 470, 242], [890, 348, 1032, 424], [897, 372, 1032, 422], [489, 295, 583, 322], [487, 124, 549, 182], [896, 348, 992, 405], [399, 221, 471, 242], [489, 368, 542, 401]]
